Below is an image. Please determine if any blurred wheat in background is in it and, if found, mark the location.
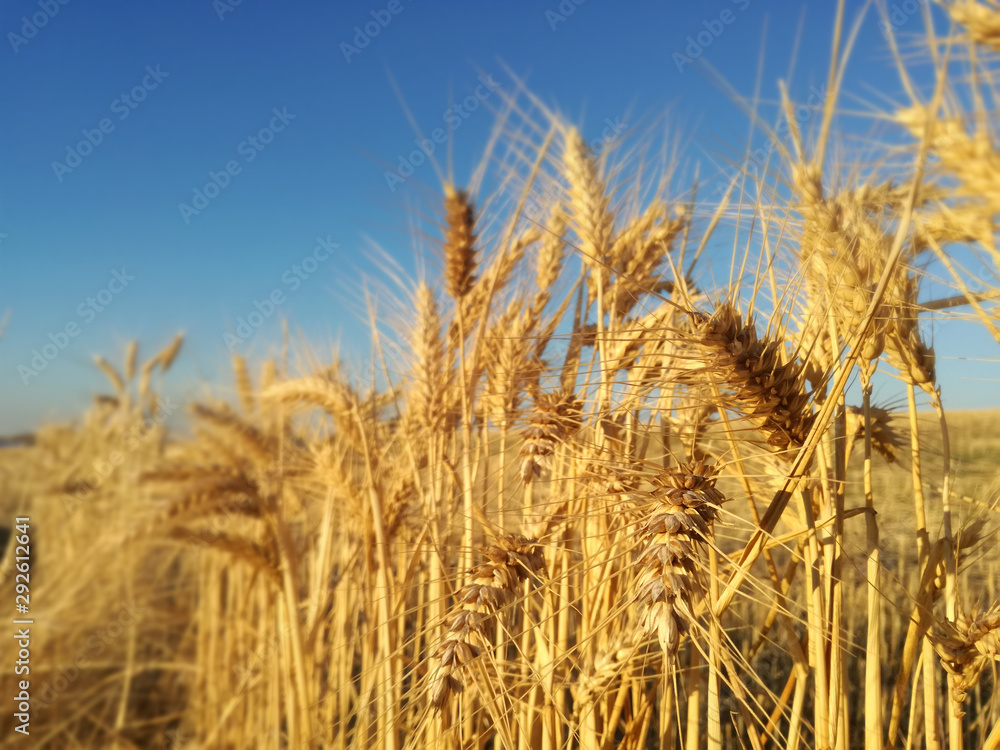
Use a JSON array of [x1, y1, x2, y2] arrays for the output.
[[4, 2, 1000, 748]]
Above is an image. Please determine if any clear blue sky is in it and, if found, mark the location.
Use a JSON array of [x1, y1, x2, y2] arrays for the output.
[[1, 0, 996, 433]]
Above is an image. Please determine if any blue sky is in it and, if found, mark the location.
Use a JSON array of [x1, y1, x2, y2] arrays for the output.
[[1, 0, 996, 433]]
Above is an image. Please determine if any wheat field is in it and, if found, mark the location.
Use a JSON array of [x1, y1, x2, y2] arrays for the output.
[[4, 2, 1000, 748]]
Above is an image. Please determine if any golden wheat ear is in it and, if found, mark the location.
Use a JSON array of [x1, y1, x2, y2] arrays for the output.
[[518, 390, 581, 482], [260, 375, 364, 448], [632, 464, 727, 658], [408, 282, 449, 432], [93, 355, 125, 395], [427, 534, 545, 710], [698, 304, 818, 452], [442, 185, 478, 301], [190, 404, 276, 467], [845, 404, 902, 464], [124, 340, 138, 382], [231, 354, 255, 415], [167, 527, 281, 586], [931, 604, 1000, 717], [157, 332, 184, 372], [946, 0, 1000, 51], [561, 126, 613, 283]]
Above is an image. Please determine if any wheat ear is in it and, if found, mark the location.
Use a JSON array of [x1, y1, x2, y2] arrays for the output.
[[633, 462, 727, 658], [427, 534, 545, 709]]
